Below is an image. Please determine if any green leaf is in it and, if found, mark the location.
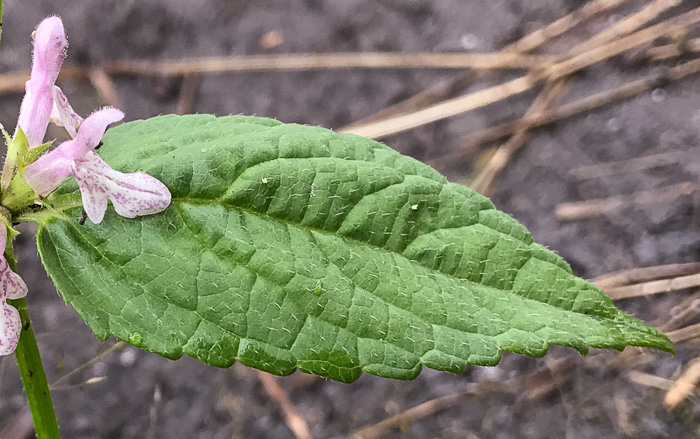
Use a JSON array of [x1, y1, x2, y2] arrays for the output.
[[37, 115, 673, 382]]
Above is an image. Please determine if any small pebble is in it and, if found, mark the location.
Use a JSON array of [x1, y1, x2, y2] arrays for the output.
[[651, 88, 666, 102], [459, 33, 481, 50], [606, 117, 620, 132], [119, 348, 138, 367]]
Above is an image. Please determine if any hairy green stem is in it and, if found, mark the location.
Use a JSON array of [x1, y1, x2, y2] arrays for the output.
[[9, 299, 61, 439]]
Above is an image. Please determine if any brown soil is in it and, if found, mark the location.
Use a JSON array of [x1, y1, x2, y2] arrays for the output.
[[0, 1, 699, 438]]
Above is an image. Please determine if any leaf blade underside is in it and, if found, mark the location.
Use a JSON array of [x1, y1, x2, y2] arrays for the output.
[[37, 115, 673, 383]]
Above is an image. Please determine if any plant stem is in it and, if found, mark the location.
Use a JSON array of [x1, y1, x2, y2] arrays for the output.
[[9, 298, 61, 439], [1, 2, 59, 435]]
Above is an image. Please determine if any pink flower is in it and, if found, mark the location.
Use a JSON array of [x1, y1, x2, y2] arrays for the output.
[[24, 108, 172, 224], [16, 16, 171, 224], [16, 16, 68, 149], [0, 226, 28, 356]]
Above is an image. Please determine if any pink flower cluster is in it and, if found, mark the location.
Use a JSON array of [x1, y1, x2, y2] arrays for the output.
[[0, 17, 172, 355], [19, 17, 171, 224]]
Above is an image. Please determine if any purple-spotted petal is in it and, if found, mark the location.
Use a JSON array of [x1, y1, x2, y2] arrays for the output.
[[73, 151, 171, 224], [50, 86, 84, 138], [16, 17, 67, 148], [0, 227, 25, 357], [0, 226, 28, 301], [0, 257, 27, 301], [0, 300, 21, 356]]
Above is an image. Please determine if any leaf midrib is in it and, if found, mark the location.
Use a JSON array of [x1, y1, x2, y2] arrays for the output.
[[168, 196, 606, 323], [51, 194, 599, 363]]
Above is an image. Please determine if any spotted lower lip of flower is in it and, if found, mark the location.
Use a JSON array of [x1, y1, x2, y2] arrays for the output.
[[73, 151, 172, 223], [16, 16, 67, 149], [0, 302, 22, 356], [50, 86, 84, 138], [23, 108, 172, 224], [0, 227, 28, 302], [0, 226, 28, 356]]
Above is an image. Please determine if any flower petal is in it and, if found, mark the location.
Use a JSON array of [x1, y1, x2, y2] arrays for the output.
[[0, 224, 6, 255], [0, 258, 28, 300], [50, 86, 84, 138], [0, 227, 27, 301], [16, 17, 67, 148], [59, 107, 124, 159], [0, 300, 21, 356], [17, 81, 55, 149], [73, 151, 171, 223], [23, 141, 76, 197], [72, 155, 109, 224], [31, 17, 67, 84]]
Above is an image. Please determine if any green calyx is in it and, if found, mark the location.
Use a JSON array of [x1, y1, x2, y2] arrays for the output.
[[0, 127, 63, 221]]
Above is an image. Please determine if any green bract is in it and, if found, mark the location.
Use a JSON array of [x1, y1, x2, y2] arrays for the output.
[[36, 115, 672, 383]]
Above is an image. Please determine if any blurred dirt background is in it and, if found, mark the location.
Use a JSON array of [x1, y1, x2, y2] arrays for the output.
[[1, 0, 700, 438]]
